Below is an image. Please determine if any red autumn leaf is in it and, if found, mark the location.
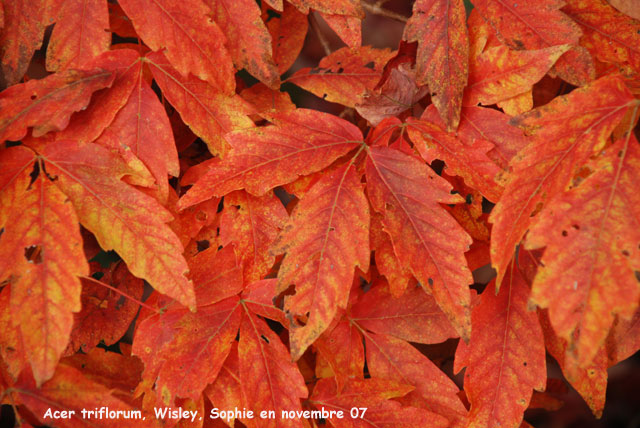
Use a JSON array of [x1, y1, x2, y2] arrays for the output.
[[41, 140, 196, 309], [489, 74, 634, 287], [0, 147, 87, 385], [406, 116, 503, 201], [365, 145, 473, 340], [288, 46, 394, 108], [117, 0, 235, 93], [310, 377, 448, 428], [265, 2, 308, 75], [313, 319, 365, 389], [271, 163, 369, 360], [464, 44, 569, 107], [146, 51, 255, 157], [320, 12, 362, 48], [220, 190, 289, 283], [454, 262, 546, 428], [525, 135, 640, 368], [46, 0, 110, 71], [0, 67, 114, 142], [179, 108, 363, 208], [210, 0, 279, 89], [403, 0, 469, 129], [0, 1, 47, 86]]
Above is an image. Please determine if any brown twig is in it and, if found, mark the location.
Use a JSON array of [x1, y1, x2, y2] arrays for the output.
[[309, 12, 332, 56], [362, 1, 408, 22]]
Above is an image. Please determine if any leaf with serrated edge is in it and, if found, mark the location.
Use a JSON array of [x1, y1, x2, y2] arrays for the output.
[[118, 0, 235, 92], [525, 136, 640, 368], [42, 140, 196, 309], [178, 109, 363, 208], [489, 75, 634, 287], [454, 263, 546, 428], [365, 145, 473, 340], [0, 147, 87, 385], [403, 0, 468, 130], [272, 163, 369, 360], [46, 0, 110, 71], [0, 68, 114, 142]]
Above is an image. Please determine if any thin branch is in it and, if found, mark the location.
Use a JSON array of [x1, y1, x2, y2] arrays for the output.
[[362, 2, 408, 23], [309, 13, 332, 56]]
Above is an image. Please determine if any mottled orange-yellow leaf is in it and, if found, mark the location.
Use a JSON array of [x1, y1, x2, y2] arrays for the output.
[[188, 245, 243, 306], [271, 163, 369, 360], [208, 0, 279, 88], [403, 0, 468, 129], [497, 91, 533, 116], [310, 377, 448, 428], [0, 0, 46, 85], [525, 136, 640, 368], [407, 117, 502, 201], [133, 297, 241, 404], [563, 0, 640, 74], [0, 149, 87, 385], [454, 264, 546, 428], [464, 44, 569, 107], [540, 309, 608, 417], [321, 13, 361, 48], [266, 2, 308, 74], [46, 0, 110, 71], [422, 105, 528, 170], [220, 190, 288, 283], [204, 344, 255, 428], [96, 53, 179, 203], [489, 75, 634, 287], [67, 262, 144, 354], [0, 278, 26, 380], [370, 216, 412, 296], [179, 109, 363, 208], [314, 319, 364, 390], [365, 146, 473, 340], [240, 83, 296, 119], [287, 0, 363, 16], [363, 331, 466, 426], [15, 363, 149, 428], [288, 46, 394, 108], [42, 140, 196, 309], [146, 51, 255, 157], [0, 68, 114, 142], [53, 50, 141, 144], [351, 278, 457, 344], [238, 310, 308, 427], [118, 0, 235, 92]]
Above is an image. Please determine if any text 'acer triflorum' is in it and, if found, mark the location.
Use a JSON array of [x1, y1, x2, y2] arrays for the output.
[[0, 0, 639, 427]]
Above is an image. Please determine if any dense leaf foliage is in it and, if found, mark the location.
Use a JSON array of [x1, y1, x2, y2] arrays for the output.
[[0, 0, 639, 427]]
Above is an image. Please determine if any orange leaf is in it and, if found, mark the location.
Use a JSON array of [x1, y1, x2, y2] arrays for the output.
[[146, 51, 255, 157], [464, 44, 569, 107], [0, 1, 47, 85], [178, 109, 363, 208], [133, 297, 242, 404], [95, 52, 179, 203], [489, 75, 634, 287], [321, 13, 362, 48], [0, 147, 87, 386], [525, 135, 640, 368], [403, 0, 468, 130], [406, 116, 503, 201], [288, 46, 394, 108], [238, 308, 308, 425], [350, 279, 457, 344], [46, 0, 110, 71], [266, 2, 308, 75], [210, 0, 279, 88], [0, 68, 114, 142], [287, 0, 364, 16], [220, 190, 289, 283], [454, 263, 546, 428], [272, 163, 370, 360], [365, 146, 473, 340], [314, 319, 364, 390], [42, 140, 196, 309], [563, 0, 640, 75], [362, 331, 466, 427], [310, 377, 448, 428], [118, 0, 235, 93]]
